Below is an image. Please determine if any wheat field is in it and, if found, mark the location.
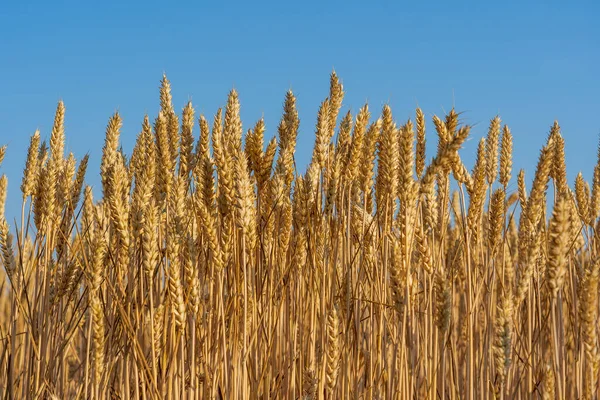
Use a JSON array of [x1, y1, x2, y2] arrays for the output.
[[0, 73, 597, 399]]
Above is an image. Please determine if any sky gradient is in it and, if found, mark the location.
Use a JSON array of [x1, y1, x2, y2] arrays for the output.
[[1, 1, 599, 222]]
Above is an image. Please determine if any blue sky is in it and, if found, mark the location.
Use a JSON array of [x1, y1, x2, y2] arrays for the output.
[[1, 1, 599, 222]]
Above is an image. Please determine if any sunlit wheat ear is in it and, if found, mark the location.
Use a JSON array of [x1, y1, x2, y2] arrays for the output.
[[224, 89, 243, 152], [196, 114, 210, 161], [313, 98, 331, 171], [494, 295, 513, 384], [325, 303, 340, 395], [21, 131, 41, 199], [517, 169, 527, 208], [258, 136, 277, 190], [343, 104, 369, 184], [415, 108, 426, 178], [275, 90, 299, 189], [467, 138, 487, 248], [397, 120, 415, 200], [105, 154, 130, 279], [194, 116, 215, 212], [33, 156, 49, 230], [182, 234, 199, 315], [422, 178, 438, 234], [434, 265, 451, 332], [81, 185, 94, 232], [39, 101, 67, 230], [0, 219, 15, 280], [167, 232, 186, 332], [432, 114, 449, 153], [375, 105, 398, 218], [160, 76, 180, 166], [328, 71, 344, 140], [159, 73, 174, 114], [488, 188, 505, 255], [212, 108, 234, 218], [546, 194, 570, 298], [89, 225, 106, 391], [131, 119, 155, 216], [574, 172, 591, 223], [568, 190, 585, 251], [244, 118, 265, 178], [0, 179, 16, 284], [335, 110, 352, 163], [0, 175, 6, 218], [580, 259, 600, 398], [70, 154, 89, 209], [153, 303, 165, 369], [590, 164, 600, 223], [444, 108, 459, 137], [358, 119, 380, 197], [552, 133, 568, 195], [58, 152, 76, 210], [233, 130, 257, 250], [485, 115, 501, 185], [0, 145, 6, 167], [450, 190, 462, 225], [196, 200, 221, 271], [524, 144, 553, 228], [179, 100, 195, 178], [101, 112, 123, 192], [49, 101, 66, 167], [154, 111, 174, 203], [499, 125, 513, 188]]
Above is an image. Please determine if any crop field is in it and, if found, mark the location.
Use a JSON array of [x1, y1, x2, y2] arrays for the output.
[[0, 73, 597, 399]]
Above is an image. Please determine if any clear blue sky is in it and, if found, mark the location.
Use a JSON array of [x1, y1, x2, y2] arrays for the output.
[[1, 1, 599, 223]]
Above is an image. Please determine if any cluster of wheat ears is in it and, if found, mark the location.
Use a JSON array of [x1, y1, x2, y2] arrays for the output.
[[0, 73, 597, 400]]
